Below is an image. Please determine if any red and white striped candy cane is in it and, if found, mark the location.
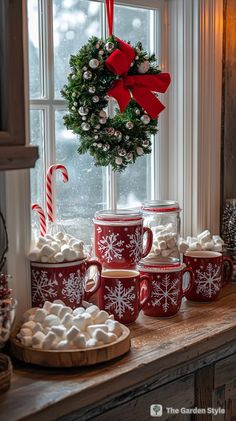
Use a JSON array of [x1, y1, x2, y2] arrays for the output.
[[31, 204, 47, 237], [46, 164, 69, 223]]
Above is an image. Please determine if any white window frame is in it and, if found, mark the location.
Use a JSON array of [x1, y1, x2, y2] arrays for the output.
[[5, 0, 223, 318]]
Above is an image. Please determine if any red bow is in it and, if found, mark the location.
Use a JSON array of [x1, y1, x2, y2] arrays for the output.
[[105, 39, 171, 119]]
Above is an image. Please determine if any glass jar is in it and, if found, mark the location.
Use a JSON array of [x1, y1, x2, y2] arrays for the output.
[[141, 200, 181, 265], [93, 209, 153, 269]]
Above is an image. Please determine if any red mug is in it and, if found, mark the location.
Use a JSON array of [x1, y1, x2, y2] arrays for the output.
[[183, 251, 233, 302], [94, 210, 153, 269], [98, 270, 151, 324], [31, 259, 102, 309], [138, 262, 194, 317]]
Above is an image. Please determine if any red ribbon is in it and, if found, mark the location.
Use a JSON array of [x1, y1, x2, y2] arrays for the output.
[[106, 0, 114, 36], [105, 38, 171, 119]]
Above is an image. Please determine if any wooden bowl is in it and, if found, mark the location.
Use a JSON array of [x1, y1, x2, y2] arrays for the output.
[[0, 353, 12, 393], [10, 325, 130, 367]]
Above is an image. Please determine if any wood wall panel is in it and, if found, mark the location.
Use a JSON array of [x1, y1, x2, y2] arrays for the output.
[[222, 0, 236, 202]]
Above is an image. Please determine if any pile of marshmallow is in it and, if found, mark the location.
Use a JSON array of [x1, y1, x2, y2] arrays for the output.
[[148, 223, 179, 259], [27, 232, 86, 263], [178, 230, 224, 253], [17, 300, 122, 350]]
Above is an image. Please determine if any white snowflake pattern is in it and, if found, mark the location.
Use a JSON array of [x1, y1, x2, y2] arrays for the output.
[[31, 270, 58, 304], [126, 227, 142, 262], [61, 270, 84, 304], [195, 263, 221, 298], [150, 275, 179, 312], [98, 233, 125, 263], [104, 280, 136, 318]]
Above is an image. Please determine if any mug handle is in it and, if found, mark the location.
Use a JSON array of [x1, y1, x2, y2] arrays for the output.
[[139, 275, 151, 308], [222, 256, 233, 287], [182, 266, 195, 297], [142, 227, 153, 258], [84, 260, 102, 301]]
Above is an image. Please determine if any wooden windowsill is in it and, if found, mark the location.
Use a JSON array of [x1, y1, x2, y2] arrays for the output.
[[1, 284, 236, 420], [0, 146, 38, 171]]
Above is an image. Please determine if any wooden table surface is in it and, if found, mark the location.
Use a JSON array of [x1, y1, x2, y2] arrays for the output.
[[1, 284, 236, 421]]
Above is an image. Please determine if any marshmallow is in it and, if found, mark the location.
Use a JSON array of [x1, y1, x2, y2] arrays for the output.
[[32, 322, 44, 335], [86, 338, 100, 348], [50, 303, 63, 316], [58, 306, 72, 320], [93, 329, 112, 344], [51, 325, 66, 338], [54, 299, 65, 305], [34, 308, 47, 323], [41, 256, 49, 263], [22, 321, 36, 331], [36, 236, 49, 248], [21, 336, 33, 347], [87, 324, 108, 336], [73, 334, 86, 348], [51, 242, 60, 253], [41, 245, 55, 257], [43, 314, 60, 327], [67, 326, 81, 342], [32, 331, 46, 349], [94, 310, 109, 324], [42, 332, 57, 350], [73, 307, 85, 316], [85, 305, 100, 318], [197, 230, 211, 244], [73, 315, 88, 331], [62, 313, 73, 329], [43, 301, 52, 312], [202, 241, 215, 251], [66, 249, 77, 262], [214, 243, 223, 252], [161, 249, 173, 258], [178, 240, 189, 254], [167, 237, 176, 249], [56, 340, 71, 350], [54, 253, 64, 263], [19, 328, 32, 337], [105, 319, 122, 337], [159, 240, 167, 250], [55, 231, 64, 240], [213, 235, 224, 245], [61, 245, 71, 259], [188, 242, 202, 251]]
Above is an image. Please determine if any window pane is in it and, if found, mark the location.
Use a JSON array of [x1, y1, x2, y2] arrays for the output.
[[30, 110, 45, 238], [114, 5, 153, 50], [55, 110, 105, 244], [117, 156, 151, 208], [53, 0, 102, 98], [114, 5, 156, 206], [28, 0, 41, 98]]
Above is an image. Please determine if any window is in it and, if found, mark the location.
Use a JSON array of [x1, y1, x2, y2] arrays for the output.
[[28, 0, 166, 244], [5, 0, 223, 317]]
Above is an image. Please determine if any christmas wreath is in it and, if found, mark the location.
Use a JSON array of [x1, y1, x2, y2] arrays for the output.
[[62, 12, 170, 172]]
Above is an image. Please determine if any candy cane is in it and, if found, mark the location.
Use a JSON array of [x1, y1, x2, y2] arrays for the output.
[[31, 204, 47, 237], [46, 164, 69, 222]]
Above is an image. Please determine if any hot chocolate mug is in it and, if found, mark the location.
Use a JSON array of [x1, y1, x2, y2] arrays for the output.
[[183, 251, 233, 302], [138, 262, 194, 317], [94, 210, 153, 269], [31, 259, 102, 309], [98, 270, 151, 324]]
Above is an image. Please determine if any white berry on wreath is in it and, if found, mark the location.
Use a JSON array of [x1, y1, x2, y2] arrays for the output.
[[62, 35, 170, 171]]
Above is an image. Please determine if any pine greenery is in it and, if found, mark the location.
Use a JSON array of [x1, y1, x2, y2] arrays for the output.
[[61, 36, 160, 172]]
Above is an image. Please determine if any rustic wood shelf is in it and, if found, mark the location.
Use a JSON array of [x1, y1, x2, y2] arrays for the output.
[[2, 284, 236, 420]]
